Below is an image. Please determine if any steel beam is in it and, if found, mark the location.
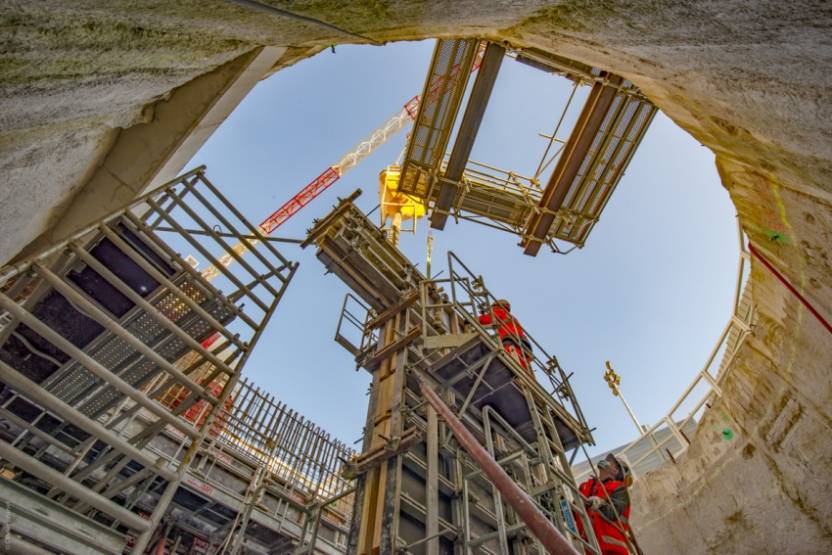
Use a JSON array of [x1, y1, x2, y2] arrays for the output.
[[522, 76, 622, 256], [0, 478, 125, 555], [431, 43, 505, 230], [0, 360, 177, 482], [0, 444, 149, 532]]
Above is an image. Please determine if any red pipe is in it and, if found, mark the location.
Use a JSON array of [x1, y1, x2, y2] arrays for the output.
[[748, 242, 832, 336], [419, 380, 581, 555]]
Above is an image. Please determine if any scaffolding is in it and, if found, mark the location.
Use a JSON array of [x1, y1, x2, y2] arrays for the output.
[[304, 193, 600, 555], [0, 167, 358, 554]]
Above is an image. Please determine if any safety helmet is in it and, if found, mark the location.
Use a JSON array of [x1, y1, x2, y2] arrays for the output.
[[495, 299, 511, 311], [605, 453, 632, 487]]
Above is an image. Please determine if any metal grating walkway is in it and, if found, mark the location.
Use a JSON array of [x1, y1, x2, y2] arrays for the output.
[[523, 76, 657, 254], [398, 38, 481, 198]]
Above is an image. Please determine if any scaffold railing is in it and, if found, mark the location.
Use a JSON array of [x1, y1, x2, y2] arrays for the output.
[[438, 251, 592, 435], [584, 219, 754, 482]]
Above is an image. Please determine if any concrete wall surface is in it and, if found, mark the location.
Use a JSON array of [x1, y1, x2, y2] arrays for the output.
[[1, 2, 831, 553]]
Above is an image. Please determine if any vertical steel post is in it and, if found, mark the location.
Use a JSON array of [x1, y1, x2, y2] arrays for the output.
[[419, 380, 580, 555], [425, 405, 440, 555]]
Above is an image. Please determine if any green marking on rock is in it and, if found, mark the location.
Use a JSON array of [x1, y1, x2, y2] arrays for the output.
[[722, 427, 735, 441], [763, 228, 789, 245]]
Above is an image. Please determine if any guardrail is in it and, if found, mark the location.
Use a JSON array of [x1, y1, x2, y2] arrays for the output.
[[613, 219, 754, 480]]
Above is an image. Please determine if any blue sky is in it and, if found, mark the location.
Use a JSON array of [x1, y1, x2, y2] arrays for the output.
[[188, 40, 738, 456]]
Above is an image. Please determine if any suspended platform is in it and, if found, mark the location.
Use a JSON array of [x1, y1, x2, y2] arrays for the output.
[[396, 39, 657, 255]]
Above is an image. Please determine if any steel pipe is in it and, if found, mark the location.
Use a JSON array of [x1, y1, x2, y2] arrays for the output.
[[0, 360, 177, 482], [145, 197, 269, 312], [750, 241, 832, 335], [0, 292, 198, 438], [0, 533, 55, 555], [0, 441, 150, 532], [419, 380, 580, 555]]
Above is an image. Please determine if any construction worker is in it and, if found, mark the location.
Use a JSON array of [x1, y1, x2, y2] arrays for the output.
[[576, 453, 633, 555], [478, 299, 534, 374]]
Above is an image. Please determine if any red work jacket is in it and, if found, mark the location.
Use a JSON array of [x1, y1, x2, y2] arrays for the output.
[[576, 478, 631, 555], [478, 306, 525, 342]]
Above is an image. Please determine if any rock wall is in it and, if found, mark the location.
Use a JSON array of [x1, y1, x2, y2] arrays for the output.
[[1, 2, 830, 553], [630, 258, 832, 553]]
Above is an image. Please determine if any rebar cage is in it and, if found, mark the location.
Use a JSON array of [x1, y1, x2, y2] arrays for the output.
[[0, 167, 296, 554], [175, 377, 356, 555]]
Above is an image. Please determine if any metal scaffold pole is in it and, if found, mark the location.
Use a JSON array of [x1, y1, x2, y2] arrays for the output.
[[603, 361, 645, 435]]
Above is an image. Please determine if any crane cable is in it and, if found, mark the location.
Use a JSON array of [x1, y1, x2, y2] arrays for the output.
[[225, 0, 382, 45]]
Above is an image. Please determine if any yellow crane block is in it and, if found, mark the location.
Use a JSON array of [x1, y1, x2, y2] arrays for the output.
[[378, 165, 426, 247], [379, 165, 426, 222]]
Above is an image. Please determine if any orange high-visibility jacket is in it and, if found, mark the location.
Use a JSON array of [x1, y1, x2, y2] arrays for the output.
[[478, 306, 525, 342], [577, 477, 631, 555]]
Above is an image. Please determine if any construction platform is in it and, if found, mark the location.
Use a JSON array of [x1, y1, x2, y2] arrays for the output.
[[396, 39, 657, 255], [304, 194, 598, 554], [0, 169, 352, 554]]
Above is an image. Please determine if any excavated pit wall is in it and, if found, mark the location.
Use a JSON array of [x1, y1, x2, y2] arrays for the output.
[[1, 2, 830, 553]]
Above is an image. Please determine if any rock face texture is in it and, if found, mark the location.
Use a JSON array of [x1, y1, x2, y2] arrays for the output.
[[1, 2, 830, 553]]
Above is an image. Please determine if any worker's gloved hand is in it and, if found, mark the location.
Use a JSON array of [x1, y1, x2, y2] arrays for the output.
[[586, 496, 605, 510]]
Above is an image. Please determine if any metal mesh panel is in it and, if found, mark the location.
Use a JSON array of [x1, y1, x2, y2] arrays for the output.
[[398, 39, 479, 197]]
